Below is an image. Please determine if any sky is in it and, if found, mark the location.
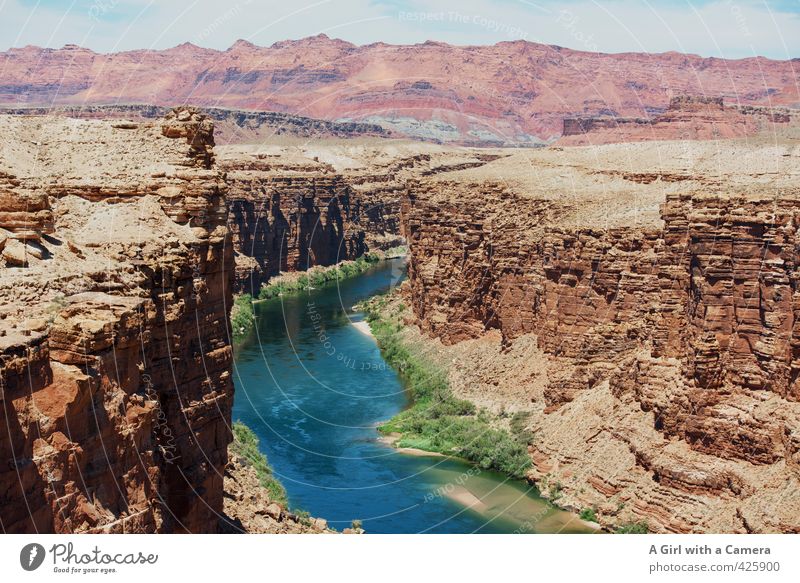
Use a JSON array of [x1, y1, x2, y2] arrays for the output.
[[0, 0, 798, 59]]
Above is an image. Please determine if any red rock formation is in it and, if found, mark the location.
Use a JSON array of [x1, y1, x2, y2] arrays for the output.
[[1, 37, 798, 144], [218, 143, 500, 292], [560, 96, 795, 145], [219, 153, 367, 293], [0, 108, 234, 533], [402, 155, 800, 531], [405, 184, 800, 452]]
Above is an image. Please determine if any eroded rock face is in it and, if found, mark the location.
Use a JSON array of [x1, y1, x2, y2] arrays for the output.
[[220, 453, 332, 534], [219, 152, 366, 293], [0, 108, 234, 533], [559, 97, 797, 145], [216, 143, 500, 292], [402, 145, 800, 532]]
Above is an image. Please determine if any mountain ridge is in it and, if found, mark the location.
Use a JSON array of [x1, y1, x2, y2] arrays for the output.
[[2, 35, 797, 144]]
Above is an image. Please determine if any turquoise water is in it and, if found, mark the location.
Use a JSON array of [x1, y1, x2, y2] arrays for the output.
[[232, 259, 591, 533]]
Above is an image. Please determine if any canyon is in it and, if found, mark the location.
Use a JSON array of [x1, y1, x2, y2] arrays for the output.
[[212, 124, 800, 533], [0, 104, 498, 533], [2, 96, 800, 533], [1, 36, 799, 145], [398, 137, 800, 533], [0, 107, 356, 533], [217, 139, 497, 292]]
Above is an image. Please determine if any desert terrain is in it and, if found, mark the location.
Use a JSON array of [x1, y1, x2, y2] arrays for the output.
[[1, 92, 799, 533]]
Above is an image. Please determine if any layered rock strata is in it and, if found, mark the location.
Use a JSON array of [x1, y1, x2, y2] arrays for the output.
[[560, 96, 797, 145], [401, 141, 800, 532], [0, 108, 234, 533], [217, 142, 500, 292], [218, 150, 366, 293], [1, 37, 799, 144], [0, 104, 390, 144]]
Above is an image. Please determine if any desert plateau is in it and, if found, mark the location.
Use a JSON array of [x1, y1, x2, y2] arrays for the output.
[[1, 16, 799, 544]]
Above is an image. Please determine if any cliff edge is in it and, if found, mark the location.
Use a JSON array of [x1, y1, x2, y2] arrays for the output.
[[0, 108, 234, 533], [401, 139, 800, 533]]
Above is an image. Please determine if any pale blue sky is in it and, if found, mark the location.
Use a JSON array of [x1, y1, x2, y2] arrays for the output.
[[2, 0, 798, 58]]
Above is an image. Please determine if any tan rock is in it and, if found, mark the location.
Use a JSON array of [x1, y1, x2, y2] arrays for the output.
[[400, 138, 800, 533], [0, 109, 234, 534], [264, 503, 283, 521]]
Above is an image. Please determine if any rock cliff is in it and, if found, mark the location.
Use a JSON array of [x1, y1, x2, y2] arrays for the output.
[[401, 140, 800, 532], [560, 96, 798, 145], [217, 141, 500, 292], [217, 148, 366, 293], [0, 108, 234, 533]]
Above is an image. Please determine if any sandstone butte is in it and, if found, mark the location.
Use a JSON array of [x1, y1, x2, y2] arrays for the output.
[[1, 35, 799, 145], [2, 100, 800, 533]]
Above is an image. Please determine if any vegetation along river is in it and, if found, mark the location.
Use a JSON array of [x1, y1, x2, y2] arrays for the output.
[[232, 258, 592, 533]]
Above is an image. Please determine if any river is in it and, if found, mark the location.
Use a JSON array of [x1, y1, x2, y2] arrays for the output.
[[232, 258, 593, 533]]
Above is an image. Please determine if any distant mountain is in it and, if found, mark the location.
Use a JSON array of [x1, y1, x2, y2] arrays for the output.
[[1, 34, 797, 145]]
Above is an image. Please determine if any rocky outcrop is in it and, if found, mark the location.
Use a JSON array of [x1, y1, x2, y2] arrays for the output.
[[560, 96, 796, 145], [217, 143, 500, 292], [401, 145, 800, 532], [1, 37, 798, 145], [218, 152, 367, 293], [0, 108, 234, 533], [221, 453, 334, 534], [0, 104, 390, 144]]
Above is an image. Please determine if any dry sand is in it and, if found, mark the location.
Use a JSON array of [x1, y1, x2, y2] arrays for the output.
[[351, 320, 375, 338], [377, 433, 446, 458]]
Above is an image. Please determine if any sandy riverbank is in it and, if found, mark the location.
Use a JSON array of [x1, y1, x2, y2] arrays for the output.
[[351, 320, 375, 338], [377, 433, 446, 458]]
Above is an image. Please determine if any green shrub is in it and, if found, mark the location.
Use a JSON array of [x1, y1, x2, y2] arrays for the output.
[[615, 521, 649, 534], [364, 293, 532, 480], [45, 295, 69, 324], [350, 519, 363, 530], [230, 421, 287, 506], [259, 281, 290, 300], [509, 411, 535, 445], [382, 245, 407, 258], [579, 507, 598, 523], [294, 509, 312, 526], [259, 253, 383, 300], [230, 294, 255, 341]]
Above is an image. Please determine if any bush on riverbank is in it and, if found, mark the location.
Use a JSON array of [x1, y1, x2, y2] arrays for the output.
[[230, 253, 387, 342], [579, 506, 598, 523], [258, 253, 381, 301], [362, 294, 532, 480], [230, 421, 287, 506], [615, 521, 649, 534], [230, 294, 255, 342]]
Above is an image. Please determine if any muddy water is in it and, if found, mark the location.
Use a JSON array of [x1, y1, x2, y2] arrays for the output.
[[232, 259, 593, 533]]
